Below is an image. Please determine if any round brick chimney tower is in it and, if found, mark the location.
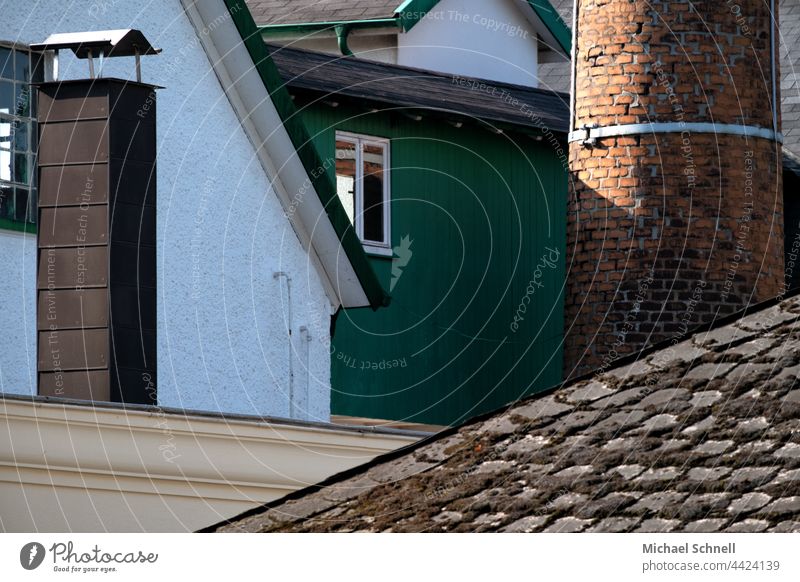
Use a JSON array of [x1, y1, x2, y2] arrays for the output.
[[566, 0, 784, 377]]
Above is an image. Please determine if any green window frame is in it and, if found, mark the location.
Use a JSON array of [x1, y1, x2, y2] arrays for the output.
[[0, 43, 43, 233]]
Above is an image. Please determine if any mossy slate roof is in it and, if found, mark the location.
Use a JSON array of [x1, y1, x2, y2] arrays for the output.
[[245, 0, 401, 26], [211, 295, 800, 533]]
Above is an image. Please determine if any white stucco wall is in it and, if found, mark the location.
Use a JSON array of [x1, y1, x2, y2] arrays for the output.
[[398, 0, 539, 87], [0, 231, 36, 397], [0, 0, 334, 421]]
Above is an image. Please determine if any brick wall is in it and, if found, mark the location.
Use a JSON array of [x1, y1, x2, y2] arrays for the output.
[[566, 0, 784, 377]]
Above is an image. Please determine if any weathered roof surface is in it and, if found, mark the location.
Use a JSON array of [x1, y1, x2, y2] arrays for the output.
[[268, 44, 570, 133], [211, 294, 800, 533], [245, 0, 401, 26]]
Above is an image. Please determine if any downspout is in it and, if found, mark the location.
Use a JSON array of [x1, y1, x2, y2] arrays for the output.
[[273, 272, 294, 417], [569, 0, 579, 135], [335, 24, 354, 56], [771, 0, 778, 138]]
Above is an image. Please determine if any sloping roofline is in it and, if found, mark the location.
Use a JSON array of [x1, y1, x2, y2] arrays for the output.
[[267, 42, 570, 134], [197, 0, 391, 308], [257, 0, 572, 55], [201, 286, 800, 532]]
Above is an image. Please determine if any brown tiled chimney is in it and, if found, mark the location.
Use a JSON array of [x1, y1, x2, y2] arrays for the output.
[[565, 0, 784, 377], [34, 31, 159, 403]]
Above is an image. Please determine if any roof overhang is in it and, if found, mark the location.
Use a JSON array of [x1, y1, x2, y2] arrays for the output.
[[256, 0, 572, 56], [181, 0, 390, 309]]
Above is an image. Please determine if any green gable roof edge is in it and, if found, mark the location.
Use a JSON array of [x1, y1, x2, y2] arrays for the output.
[[258, 18, 401, 38], [395, 0, 440, 32], [526, 0, 571, 54], [224, 0, 391, 309]]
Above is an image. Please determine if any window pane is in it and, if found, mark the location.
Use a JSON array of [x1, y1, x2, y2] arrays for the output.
[[14, 120, 28, 151], [0, 120, 10, 147], [335, 138, 357, 227], [13, 187, 28, 222], [362, 143, 385, 244], [15, 83, 30, 117], [0, 80, 13, 114], [0, 47, 11, 80], [13, 151, 28, 184], [0, 148, 10, 181], [14, 51, 29, 82], [0, 186, 12, 220]]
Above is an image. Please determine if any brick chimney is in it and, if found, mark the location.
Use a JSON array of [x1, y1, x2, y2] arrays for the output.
[[565, 0, 784, 377]]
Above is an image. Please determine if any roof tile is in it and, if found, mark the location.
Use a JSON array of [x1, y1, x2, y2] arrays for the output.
[[212, 295, 800, 533]]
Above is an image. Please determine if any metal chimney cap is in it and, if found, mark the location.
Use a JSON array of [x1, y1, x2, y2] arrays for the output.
[[31, 29, 161, 58]]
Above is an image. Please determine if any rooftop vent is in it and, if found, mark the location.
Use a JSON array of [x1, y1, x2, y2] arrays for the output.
[[31, 29, 161, 82]]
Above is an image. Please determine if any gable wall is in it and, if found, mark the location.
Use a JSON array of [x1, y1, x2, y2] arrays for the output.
[[398, 0, 540, 87], [0, 0, 334, 420]]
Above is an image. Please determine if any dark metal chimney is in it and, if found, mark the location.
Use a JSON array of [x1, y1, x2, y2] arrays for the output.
[[33, 30, 160, 404]]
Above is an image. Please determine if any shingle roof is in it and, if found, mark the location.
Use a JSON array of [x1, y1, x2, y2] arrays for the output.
[[210, 293, 800, 533], [245, 0, 401, 26], [267, 44, 570, 133]]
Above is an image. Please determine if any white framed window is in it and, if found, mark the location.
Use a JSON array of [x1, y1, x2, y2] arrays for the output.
[[334, 131, 391, 255], [0, 43, 42, 229]]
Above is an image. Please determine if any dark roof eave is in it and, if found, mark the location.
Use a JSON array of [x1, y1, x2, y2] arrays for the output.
[[288, 85, 569, 138]]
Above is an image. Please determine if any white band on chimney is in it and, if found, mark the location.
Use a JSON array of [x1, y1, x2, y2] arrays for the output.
[[569, 122, 784, 146]]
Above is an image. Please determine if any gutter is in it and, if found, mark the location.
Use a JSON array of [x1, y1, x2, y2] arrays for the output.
[[259, 18, 400, 38]]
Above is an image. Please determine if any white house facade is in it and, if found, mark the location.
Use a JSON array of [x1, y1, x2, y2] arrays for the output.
[[0, 0, 387, 421]]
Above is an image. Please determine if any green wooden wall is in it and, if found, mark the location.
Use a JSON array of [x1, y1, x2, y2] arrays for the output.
[[297, 97, 567, 426]]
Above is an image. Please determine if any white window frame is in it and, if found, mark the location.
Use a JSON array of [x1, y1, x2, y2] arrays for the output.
[[335, 131, 392, 256]]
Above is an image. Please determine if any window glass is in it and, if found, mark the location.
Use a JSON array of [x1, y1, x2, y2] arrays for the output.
[[0, 185, 11, 220], [0, 45, 38, 228], [335, 138, 357, 226], [334, 133, 390, 250], [0, 47, 11, 79], [0, 148, 10, 182], [0, 80, 12, 114], [362, 143, 385, 244]]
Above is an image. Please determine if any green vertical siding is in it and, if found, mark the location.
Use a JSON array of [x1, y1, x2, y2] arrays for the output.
[[298, 98, 567, 426]]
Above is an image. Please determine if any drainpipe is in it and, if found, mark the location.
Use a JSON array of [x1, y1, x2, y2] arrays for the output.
[[771, 0, 778, 137], [273, 272, 294, 417], [335, 24, 354, 56], [299, 325, 312, 419]]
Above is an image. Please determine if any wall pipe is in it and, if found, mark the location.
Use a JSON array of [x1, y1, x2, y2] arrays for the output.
[[273, 271, 294, 418]]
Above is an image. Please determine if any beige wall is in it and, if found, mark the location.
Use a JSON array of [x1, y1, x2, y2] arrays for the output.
[[0, 397, 422, 532]]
